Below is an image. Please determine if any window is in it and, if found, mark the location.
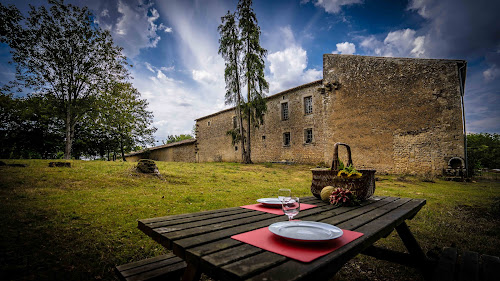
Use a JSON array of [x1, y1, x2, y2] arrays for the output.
[[304, 128, 313, 144], [304, 96, 313, 114], [262, 135, 266, 141], [281, 102, 289, 120], [235, 146, 238, 151], [283, 132, 291, 146], [207, 121, 211, 126]]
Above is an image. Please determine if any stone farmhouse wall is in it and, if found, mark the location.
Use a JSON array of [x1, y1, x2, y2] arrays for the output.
[[124, 139, 196, 162], [322, 55, 466, 174], [195, 80, 329, 164], [195, 54, 467, 175]]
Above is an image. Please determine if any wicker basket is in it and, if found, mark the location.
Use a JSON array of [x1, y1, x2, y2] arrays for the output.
[[311, 143, 376, 200]]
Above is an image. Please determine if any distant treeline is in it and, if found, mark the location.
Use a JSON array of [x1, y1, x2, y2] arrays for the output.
[[467, 133, 500, 173], [0, 89, 155, 160]]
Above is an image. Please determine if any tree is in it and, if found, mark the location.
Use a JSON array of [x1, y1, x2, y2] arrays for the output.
[[218, 11, 247, 162], [0, 0, 129, 159], [0, 92, 64, 159], [467, 133, 500, 174], [106, 82, 156, 161], [165, 134, 193, 144], [237, 0, 268, 163], [78, 82, 156, 161]]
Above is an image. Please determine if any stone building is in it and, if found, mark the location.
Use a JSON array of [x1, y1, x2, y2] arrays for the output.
[[127, 54, 467, 175], [195, 54, 467, 175], [125, 139, 196, 162]]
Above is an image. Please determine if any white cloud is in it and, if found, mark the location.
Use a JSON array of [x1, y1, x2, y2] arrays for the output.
[[160, 66, 175, 72], [332, 42, 356, 54], [192, 69, 219, 84], [406, 0, 431, 18], [360, 29, 426, 58], [110, 0, 169, 57], [144, 62, 174, 74], [145, 62, 155, 73], [267, 26, 322, 93], [303, 0, 364, 14], [159, 23, 173, 33], [131, 68, 204, 140], [100, 9, 109, 17], [127, 0, 229, 140], [483, 66, 499, 82]]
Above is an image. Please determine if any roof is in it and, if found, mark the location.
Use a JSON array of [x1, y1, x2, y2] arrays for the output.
[[195, 79, 323, 121], [124, 138, 196, 157]]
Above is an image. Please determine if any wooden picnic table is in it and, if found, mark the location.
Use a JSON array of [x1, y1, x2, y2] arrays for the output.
[[138, 196, 428, 281]]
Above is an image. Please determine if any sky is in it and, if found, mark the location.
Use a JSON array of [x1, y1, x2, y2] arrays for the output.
[[1, 0, 499, 144]]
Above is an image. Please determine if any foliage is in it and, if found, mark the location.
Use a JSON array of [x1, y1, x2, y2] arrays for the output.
[[72, 82, 156, 160], [225, 128, 241, 146], [0, 81, 156, 161], [467, 133, 500, 174], [218, 0, 268, 164], [237, 0, 268, 163], [218, 10, 247, 160], [0, 0, 129, 159], [165, 134, 193, 144], [336, 159, 362, 178], [0, 92, 64, 158]]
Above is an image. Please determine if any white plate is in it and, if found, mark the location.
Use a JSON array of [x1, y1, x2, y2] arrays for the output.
[[257, 198, 282, 206], [268, 221, 343, 242]]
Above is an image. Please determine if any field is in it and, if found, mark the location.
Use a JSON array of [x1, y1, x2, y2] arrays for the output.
[[0, 160, 499, 280]]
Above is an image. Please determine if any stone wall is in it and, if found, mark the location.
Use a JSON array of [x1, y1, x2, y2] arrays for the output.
[[322, 54, 466, 174], [124, 139, 196, 162], [195, 80, 329, 164], [180, 54, 467, 175], [195, 108, 241, 162]]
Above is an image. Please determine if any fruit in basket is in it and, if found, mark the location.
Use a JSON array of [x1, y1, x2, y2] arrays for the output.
[[336, 160, 362, 178], [320, 186, 335, 201]]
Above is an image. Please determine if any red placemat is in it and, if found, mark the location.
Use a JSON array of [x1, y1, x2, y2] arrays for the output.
[[231, 226, 363, 262], [240, 203, 317, 215]]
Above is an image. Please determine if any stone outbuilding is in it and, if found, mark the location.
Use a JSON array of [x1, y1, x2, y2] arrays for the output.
[[125, 139, 196, 162]]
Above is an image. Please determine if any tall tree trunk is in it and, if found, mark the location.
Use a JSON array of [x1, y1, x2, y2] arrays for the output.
[[64, 103, 72, 160], [243, 40, 251, 164], [119, 125, 126, 161], [238, 106, 246, 162], [244, 78, 252, 164]]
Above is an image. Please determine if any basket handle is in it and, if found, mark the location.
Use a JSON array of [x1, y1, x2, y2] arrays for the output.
[[331, 142, 353, 171]]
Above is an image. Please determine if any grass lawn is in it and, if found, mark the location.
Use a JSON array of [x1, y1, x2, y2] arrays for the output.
[[0, 159, 499, 280]]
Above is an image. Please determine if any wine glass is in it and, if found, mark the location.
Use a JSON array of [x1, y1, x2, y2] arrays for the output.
[[278, 188, 291, 202], [282, 197, 300, 221]]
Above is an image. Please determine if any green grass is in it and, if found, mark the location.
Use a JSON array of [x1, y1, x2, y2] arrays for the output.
[[0, 160, 499, 281]]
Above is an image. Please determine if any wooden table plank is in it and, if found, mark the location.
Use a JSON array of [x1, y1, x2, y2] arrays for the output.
[[200, 198, 416, 281], [244, 199, 426, 281], [140, 206, 245, 224], [183, 197, 387, 264], [174, 197, 386, 257], [203, 244, 263, 267], [139, 208, 255, 231]]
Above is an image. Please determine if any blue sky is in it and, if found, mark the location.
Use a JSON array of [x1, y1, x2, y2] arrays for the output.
[[1, 0, 499, 143]]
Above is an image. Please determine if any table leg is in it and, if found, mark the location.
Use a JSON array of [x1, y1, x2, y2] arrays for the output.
[[181, 262, 202, 281], [396, 221, 435, 280], [395, 221, 427, 263]]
